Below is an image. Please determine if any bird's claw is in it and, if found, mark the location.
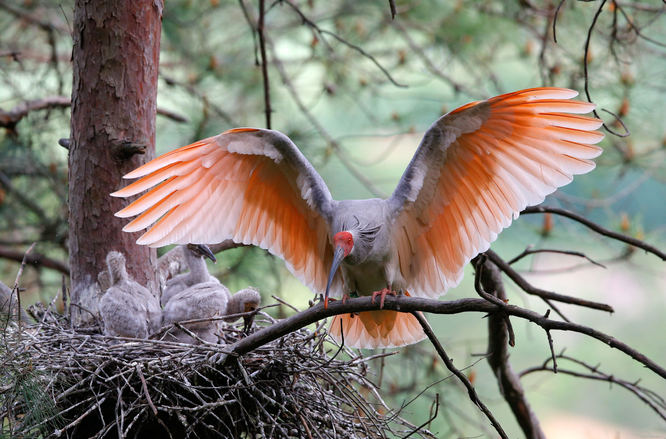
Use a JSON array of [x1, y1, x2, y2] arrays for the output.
[[371, 288, 397, 309]]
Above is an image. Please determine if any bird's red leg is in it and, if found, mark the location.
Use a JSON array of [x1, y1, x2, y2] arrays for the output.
[[371, 288, 397, 309], [342, 293, 350, 305]]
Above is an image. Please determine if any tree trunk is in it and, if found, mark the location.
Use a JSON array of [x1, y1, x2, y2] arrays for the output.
[[69, 0, 163, 325]]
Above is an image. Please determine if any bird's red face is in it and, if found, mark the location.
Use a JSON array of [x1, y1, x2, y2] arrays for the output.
[[333, 231, 354, 257]]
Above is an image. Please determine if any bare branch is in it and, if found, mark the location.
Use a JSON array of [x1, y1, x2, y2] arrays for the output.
[[388, 0, 397, 20], [257, 0, 272, 128], [0, 96, 187, 131], [508, 247, 606, 268], [485, 249, 615, 313], [0, 0, 69, 33], [0, 246, 69, 275], [582, 0, 630, 138], [0, 96, 69, 130], [521, 354, 666, 421], [267, 40, 387, 197], [411, 311, 508, 439], [282, 0, 407, 88], [521, 206, 666, 260]]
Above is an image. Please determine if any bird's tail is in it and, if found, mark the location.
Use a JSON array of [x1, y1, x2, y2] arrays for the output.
[[329, 306, 426, 349]]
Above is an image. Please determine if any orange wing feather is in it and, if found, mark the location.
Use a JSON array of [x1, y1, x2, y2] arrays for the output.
[[112, 129, 339, 295], [329, 311, 426, 349], [391, 88, 604, 298]]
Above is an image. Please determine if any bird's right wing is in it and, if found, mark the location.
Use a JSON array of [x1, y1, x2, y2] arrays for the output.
[[111, 128, 340, 295], [388, 88, 604, 298]]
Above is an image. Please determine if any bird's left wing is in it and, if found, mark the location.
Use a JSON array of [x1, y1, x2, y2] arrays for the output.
[[112, 128, 338, 294], [388, 88, 604, 298]]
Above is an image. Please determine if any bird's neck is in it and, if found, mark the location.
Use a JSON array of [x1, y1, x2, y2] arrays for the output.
[[108, 262, 128, 285], [227, 293, 242, 316], [187, 256, 209, 283]]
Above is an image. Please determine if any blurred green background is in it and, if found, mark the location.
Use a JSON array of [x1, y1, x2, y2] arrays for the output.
[[0, 0, 664, 437]]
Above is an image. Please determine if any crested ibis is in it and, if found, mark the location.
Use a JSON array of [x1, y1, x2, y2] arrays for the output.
[[161, 244, 218, 307], [162, 285, 261, 344], [100, 251, 161, 339], [112, 88, 603, 349]]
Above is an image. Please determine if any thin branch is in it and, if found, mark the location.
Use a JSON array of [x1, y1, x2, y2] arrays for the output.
[[521, 206, 666, 260], [155, 107, 189, 123], [161, 74, 236, 125], [257, 0, 272, 129], [388, 0, 397, 20], [0, 96, 69, 130], [521, 354, 666, 421], [0, 0, 69, 33], [507, 247, 606, 268], [267, 39, 387, 197], [11, 243, 35, 327], [582, 0, 630, 138], [207, 239, 248, 254], [0, 96, 187, 131], [0, 246, 69, 275], [411, 311, 508, 439], [485, 249, 615, 313], [552, 0, 566, 43], [402, 394, 439, 439], [0, 172, 49, 222], [283, 0, 407, 88], [135, 364, 158, 416], [392, 20, 478, 97]]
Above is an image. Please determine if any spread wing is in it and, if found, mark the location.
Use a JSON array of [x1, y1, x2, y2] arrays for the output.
[[388, 88, 604, 298], [111, 128, 339, 294]]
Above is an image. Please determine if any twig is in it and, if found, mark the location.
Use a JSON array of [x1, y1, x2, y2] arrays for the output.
[[582, 0, 630, 138], [267, 40, 387, 197], [0, 96, 70, 130], [521, 354, 666, 421], [485, 249, 615, 313], [521, 206, 666, 260], [402, 394, 439, 439], [0, 95, 186, 131], [11, 243, 35, 326], [410, 311, 508, 439], [135, 364, 158, 416], [388, 0, 397, 19], [392, 20, 477, 97], [207, 239, 248, 254], [257, 0, 272, 129], [552, 0, 566, 43], [0, 245, 70, 275], [508, 247, 606, 268], [283, 0, 407, 88]]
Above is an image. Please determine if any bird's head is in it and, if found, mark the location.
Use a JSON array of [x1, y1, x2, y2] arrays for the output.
[[324, 231, 354, 308], [186, 243, 217, 262], [235, 287, 261, 333]]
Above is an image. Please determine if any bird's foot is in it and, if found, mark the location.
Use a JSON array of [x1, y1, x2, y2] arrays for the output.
[[371, 288, 397, 309], [342, 293, 350, 305]]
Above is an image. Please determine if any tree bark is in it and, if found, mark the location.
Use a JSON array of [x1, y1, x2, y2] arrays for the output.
[[69, 0, 163, 325]]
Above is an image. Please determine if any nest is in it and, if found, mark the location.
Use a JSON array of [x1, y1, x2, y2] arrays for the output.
[[1, 309, 433, 438]]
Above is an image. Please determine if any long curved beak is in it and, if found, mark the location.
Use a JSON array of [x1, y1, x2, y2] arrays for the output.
[[196, 244, 217, 263], [325, 246, 345, 309]]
